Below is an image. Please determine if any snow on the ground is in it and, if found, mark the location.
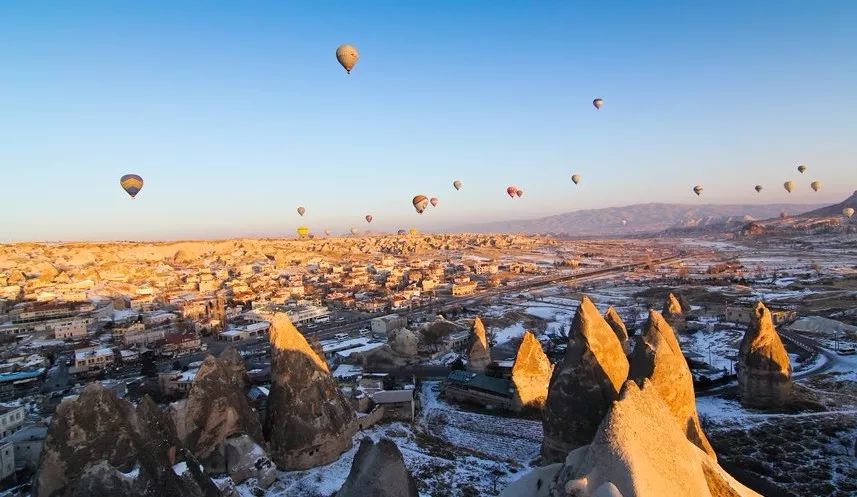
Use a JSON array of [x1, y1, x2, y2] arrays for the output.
[[492, 322, 526, 345], [254, 382, 542, 497]]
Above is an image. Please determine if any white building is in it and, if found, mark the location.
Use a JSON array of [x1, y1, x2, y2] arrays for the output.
[[0, 405, 25, 439], [72, 348, 114, 374], [0, 441, 13, 481], [52, 318, 88, 340], [2, 425, 47, 471], [218, 321, 270, 342]]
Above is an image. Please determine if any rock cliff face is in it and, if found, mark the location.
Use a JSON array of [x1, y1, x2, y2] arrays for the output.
[[511, 331, 553, 410], [34, 384, 219, 497], [466, 316, 491, 372], [263, 313, 355, 470], [542, 297, 630, 463], [170, 347, 266, 477], [604, 306, 630, 354], [629, 310, 716, 458], [500, 381, 761, 497], [738, 302, 792, 408], [389, 328, 420, 357], [337, 437, 418, 497]]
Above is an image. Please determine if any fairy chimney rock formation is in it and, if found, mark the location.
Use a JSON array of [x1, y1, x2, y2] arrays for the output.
[[501, 380, 762, 497], [466, 316, 491, 372], [511, 331, 554, 411], [34, 384, 217, 497], [738, 302, 792, 408], [337, 437, 419, 497], [629, 310, 716, 458], [170, 347, 266, 476], [541, 296, 630, 463], [264, 313, 355, 470], [604, 306, 630, 354]]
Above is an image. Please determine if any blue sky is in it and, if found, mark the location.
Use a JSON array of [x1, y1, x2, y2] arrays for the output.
[[1, 1, 855, 241]]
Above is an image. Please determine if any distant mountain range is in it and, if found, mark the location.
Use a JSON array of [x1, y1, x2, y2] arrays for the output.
[[459, 202, 828, 237]]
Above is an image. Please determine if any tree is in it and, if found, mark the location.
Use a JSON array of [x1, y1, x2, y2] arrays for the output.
[[141, 351, 158, 378]]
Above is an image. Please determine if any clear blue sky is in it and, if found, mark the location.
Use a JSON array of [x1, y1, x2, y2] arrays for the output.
[[1, 1, 855, 241]]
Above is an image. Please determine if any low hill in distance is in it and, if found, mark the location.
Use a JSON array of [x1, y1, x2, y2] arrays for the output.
[[460, 202, 825, 237]]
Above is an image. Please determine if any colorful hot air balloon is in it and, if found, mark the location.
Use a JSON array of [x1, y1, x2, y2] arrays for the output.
[[593, 98, 603, 110], [365, 214, 373, 223], [784, 181, 795, 193], [120, 174, 144, 199], [810, 180, 822, 192], [412, 195, 429, 214], [843, 207, 855, 218], [506, 186, 518, 198], [430, 197, 439, 207], [336, 44, 359, 74], [571, 174, 581, 185], [693, 185, 703, 196], [516, 189, 523, 197], [453, 180, 462, 190], [798, 164, 807, 174], [297, 206, 305, 216], [755, 185, 763, 193]]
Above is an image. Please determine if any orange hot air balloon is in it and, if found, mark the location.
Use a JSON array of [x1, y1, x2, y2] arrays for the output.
[[593, 98, 603, 110], [365, 214, 373, 223], [430, 197, 439, 207], [412, 195, 429, 214], [506, 186, 518, 198]]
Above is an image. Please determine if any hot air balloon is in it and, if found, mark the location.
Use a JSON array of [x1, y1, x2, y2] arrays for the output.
[[693, 185, 703, 196], [120, 174, 144, 199], [755, 185, 763, 193], [365, 214, 373, 223], [453, 180, 462, 190], [297, 206, 305, 216], [336, 44, 359, 74], [516, 189, 523, 197], [798, 165, 807, 174], [324, 229, 331, 236], [408, 228, 418, 235], [350, 227, 358, 235], [784, 181, 795, 193], [843, 207, 855, 218], [810, 180, 822, 192], [621, 219, 628, 226], [430, 197, 439, 207], [593, 98, 603, 110], [412, 195, 429, 214], [506, 186, 518, 198], [296, 226, 309, 239], [571, 174, 581, 185], [397, 229, 407, 235]]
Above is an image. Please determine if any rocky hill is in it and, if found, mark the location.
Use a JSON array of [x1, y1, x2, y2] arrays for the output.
[[461, 202, 824, 237], [263, 313, 356, 470]]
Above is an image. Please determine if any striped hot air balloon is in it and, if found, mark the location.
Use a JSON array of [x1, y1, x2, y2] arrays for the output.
[[120, 174, 144, 199]]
